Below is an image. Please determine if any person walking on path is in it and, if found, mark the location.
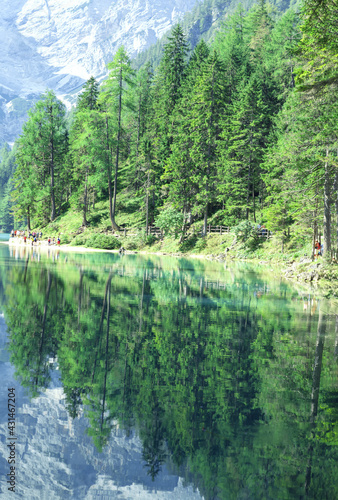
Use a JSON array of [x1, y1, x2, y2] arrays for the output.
[[314, 240, 321, 259]]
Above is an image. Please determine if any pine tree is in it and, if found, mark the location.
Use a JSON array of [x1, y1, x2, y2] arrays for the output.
[[163, 41, 211, 239], [161, 24, 189, 115], [296, 0, 338, 90], [70, 77, 100, 226], [150, 24, 189, 197], [263, 87, 338, 258], [166, 50, 227, 236]]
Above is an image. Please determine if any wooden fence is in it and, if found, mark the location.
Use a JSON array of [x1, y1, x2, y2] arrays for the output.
[[112, 226, 163, 237], [111, 225, 271, 238], [197, 225, 231, 235]]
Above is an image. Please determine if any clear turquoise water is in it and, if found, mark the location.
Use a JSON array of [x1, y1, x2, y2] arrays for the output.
[[0, 243, 337, 499]]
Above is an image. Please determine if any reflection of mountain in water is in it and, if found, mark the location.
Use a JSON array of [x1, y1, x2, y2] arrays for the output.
[[14, 387, 202, 499]]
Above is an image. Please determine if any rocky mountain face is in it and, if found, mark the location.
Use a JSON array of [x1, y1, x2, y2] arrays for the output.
[[0, 0, 198, 145]]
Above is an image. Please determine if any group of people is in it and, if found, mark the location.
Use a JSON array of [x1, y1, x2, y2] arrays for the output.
[[10, 230, 60, 246]]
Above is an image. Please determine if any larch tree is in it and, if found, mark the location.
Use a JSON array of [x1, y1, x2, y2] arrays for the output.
[[100, 46, 135, 231], [12, 90, 68, 227]]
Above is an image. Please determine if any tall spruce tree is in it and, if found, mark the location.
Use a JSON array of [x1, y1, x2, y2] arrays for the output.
[[70, 77, 100, 226], [167, 50, 227, 236], [150, 24, 189, 188], [163, 41, 211, 239]]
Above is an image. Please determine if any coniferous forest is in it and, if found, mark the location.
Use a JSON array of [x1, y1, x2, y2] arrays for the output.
[[1, 0, 338, 260]]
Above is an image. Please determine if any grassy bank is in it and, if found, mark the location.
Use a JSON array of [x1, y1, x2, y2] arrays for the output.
[[33, 206, 338, 298]]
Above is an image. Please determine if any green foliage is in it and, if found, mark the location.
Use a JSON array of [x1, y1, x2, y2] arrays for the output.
[[296, 0, 338, 90], [133, 230, 158, 247], [71, 230, 121, 249], [194, 236, 208, 251], [12, 90, 68, 228], [123, 239, 138, 250], [155, 207, 184, 238], [5, 0, 338, 260], [3, 253, 338, 498], [144, 234, 157, 246], [0, 144, 16, 231], [70, 233, 87, 246], [231, 220, 257, 242], [84, 233, 121, 250]]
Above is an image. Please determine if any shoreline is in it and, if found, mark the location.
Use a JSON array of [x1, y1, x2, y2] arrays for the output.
[[4, 239, 209, 258], [2, 239, 337, 299]]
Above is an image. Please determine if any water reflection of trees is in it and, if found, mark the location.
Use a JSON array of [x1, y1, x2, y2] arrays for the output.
[[3, 255, 338, 499]]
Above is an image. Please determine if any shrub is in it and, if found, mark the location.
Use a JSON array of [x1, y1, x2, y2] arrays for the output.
[[144, 234, 157, 246], [49, 223, 59, 232], [155, 207, 184, 238], [134, 230, 157, 247], [71, 234, 86, 246], [179, 234, 198, 252], [231, 220, 257, 242], [124, 240, 138, 250], [60, 234, 71, 244], [84, 233, 121, 250], [194, 237, 207, 252]]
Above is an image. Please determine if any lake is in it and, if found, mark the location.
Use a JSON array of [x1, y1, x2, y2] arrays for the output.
[[0, 242, 337, 499]]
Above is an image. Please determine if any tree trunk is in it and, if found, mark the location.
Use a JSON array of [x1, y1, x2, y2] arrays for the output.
[[323, 147, 331, 259], [246, 153, 251, 220], [145, 166, 150, 235], [203, 206, 208, 237], [334, 315, 338, 361], [82, 166, 88, 227], [135, 94, 141, 190], [334, 171, 338, 251], [305, 306, 326, 495], [27, 206, 31, 232], [50, 108, 56, 221], [112, 68, 123, 228], [106, 115, 120, 231], [312, 219, 318, 262], [252, 180, 256, 222], [101, 279, 111, 431], [202, 64, 216, 238], [179, 206, 186, 244], [312, 184, 319, 261]]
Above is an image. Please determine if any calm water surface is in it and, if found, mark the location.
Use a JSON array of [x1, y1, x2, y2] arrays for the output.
[[0, 243, 337, 499]]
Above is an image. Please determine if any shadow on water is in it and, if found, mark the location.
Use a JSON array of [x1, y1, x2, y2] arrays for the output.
[[1, 247, 338, 499]]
